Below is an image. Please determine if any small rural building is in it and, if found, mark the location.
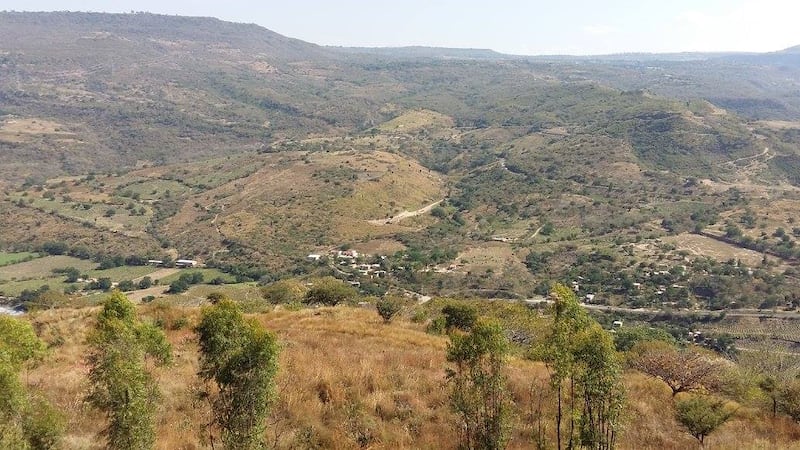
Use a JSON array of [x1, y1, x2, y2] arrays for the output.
[[337, 250, 359, 260], [175, 259, 198, 268], [307, 254, 322, 261]]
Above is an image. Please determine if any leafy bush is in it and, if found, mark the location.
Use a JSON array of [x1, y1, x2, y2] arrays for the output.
[[0, 316, 63, 449], [304, 277, 357, 306], [116, 280, 135, 292], [442, 303, 478, 331], [86, 292, 171, 449], [261, 279, 307, 304], [426, 316, 447, 335], [376, 297, 403, 323], [613, 325, 676, 352], [41, 241, 68, 256], [137, 277, 152, 290], [675, 395, 734, 446], [168, 272, 205, 294]]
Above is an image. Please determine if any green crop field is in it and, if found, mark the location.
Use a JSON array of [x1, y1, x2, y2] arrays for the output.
[[0, 251, 40, 266], [0, 277, 70, 296], [0, 255, 96, 281], [86, 265, 161, 282]]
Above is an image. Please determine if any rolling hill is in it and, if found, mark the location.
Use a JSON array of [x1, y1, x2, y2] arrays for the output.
[[2, 11, 800, 305]]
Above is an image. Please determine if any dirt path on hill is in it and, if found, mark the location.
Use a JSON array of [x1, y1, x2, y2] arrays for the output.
[[367, 200, 443, 225], [718, 147, 770, 167], [132, 268, 179, 283], [125, 286, 168, 302]]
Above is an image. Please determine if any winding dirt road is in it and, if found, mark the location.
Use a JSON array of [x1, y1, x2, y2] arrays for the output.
[[367, 200, 443, 226]]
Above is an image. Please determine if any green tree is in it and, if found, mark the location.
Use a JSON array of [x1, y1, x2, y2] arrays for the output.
[[675, 395, 734, 448], [117, 280, 135, 292], [64, 267, 81, 283], [536, 284, 623, 450], [304, 276, 357, 306], [260, 279, 307, 305], [777, 379, 800, 422], [0, 316, 64, 449], [168, 278, 189, 294], [376, 297, 403, 323], [138, 277, 152, 290], [613, 326, 675, 352], [446, 320, 512, 450], [86, 291, 171, 450], [572, 327, 623, 449], [443, 303, 478, 331], [196, 299, 280, 449]]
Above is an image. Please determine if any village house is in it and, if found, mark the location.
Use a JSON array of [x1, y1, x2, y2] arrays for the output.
[[175, 259, 198, 268]]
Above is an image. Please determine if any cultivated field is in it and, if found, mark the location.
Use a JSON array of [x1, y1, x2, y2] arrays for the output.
[[0, 255, 95, 281], [664, 233, 765, 266]]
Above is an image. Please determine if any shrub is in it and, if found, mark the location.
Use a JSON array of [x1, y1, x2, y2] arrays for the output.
[[446, 320, 512, 450], [675, 395, 734, 446], [427, 316, 447, 335], [442, 303, 478, 331], [137, 277, 152, 290], [41, 241, 68, 256], [304, 277, 357, 306], [261, 279, 307, 304], [0, 316, 63, 449], [116, 280, 135, 292], [376, 297, 403, 323]]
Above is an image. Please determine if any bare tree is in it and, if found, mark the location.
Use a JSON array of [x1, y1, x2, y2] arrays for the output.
[[628, 341, 725, 397]]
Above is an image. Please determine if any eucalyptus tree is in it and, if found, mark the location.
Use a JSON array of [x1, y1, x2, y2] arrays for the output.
[[86, 291, 171, 450], [196, 298, 280, 450]]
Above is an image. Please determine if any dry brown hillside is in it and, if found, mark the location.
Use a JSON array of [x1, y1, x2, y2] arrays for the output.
[[20, 304, 800, 449]]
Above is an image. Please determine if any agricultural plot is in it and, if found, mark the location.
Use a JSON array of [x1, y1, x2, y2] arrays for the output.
[[114, 179, 193, 201], [157, 268, 237, 285], [703, 316, 800, 343], [0, 251, 39, 266], [30, 195, 149, 230], [0, 255, 95, 281], [85, 265, 161, 281], [664, 233, 765, 266], [0, 277, 70, 296]]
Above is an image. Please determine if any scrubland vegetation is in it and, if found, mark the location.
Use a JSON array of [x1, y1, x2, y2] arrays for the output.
[[2, 284, 800, 449], [3, 10, 800, 449]]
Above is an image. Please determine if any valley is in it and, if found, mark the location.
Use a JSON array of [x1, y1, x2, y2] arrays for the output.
[[2, 10, 800, 450]]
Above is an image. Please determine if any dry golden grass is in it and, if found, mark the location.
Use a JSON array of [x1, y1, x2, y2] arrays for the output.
[[664, 232, 765, 267], [164, 149, 443, 266], [351, 238, 407, 256], [0, 117, 74, 143], [18, 304, 800, 449], [376, 109, 454, 133]]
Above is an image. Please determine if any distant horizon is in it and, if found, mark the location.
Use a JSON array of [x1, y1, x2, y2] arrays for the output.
[[2, 1, 800, 56]]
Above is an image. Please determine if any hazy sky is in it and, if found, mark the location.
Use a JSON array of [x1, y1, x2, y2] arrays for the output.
[[3, 0, 799, 55]]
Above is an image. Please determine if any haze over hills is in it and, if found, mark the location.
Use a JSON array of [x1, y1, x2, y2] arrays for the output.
[[2, 11, 800, 182]]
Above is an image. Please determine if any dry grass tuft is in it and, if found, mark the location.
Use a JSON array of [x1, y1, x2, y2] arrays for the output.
[[16, 305, 800, 449]]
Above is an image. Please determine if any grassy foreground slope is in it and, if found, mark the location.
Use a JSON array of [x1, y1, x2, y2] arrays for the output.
[[22, 303, 800, 449]]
